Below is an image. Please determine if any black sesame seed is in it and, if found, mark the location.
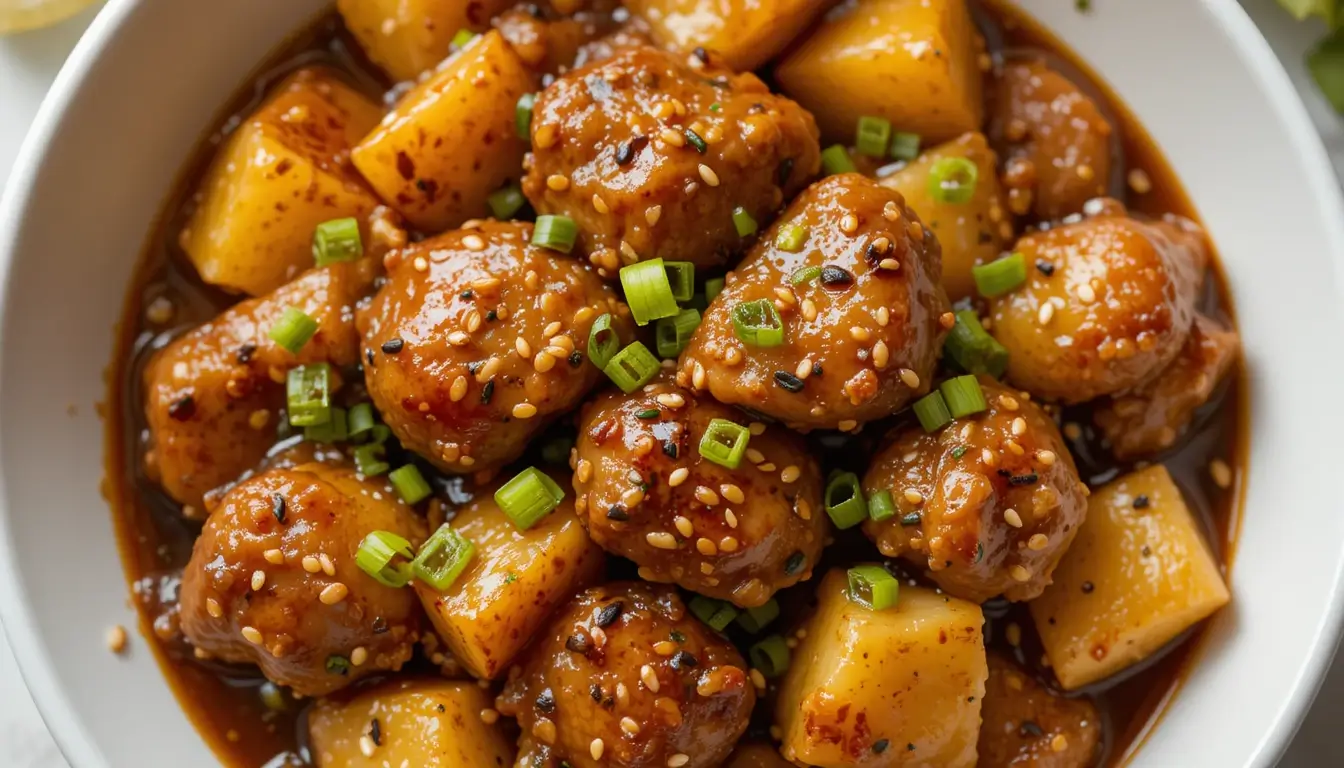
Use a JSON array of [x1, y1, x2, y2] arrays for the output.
[[467, 361, 484, 374], [670, 650, 699, 669], [1009, 472, 1039, 486], [662, 440, 678, 459], [1019, 721, 1044, 738], [1081, 581, 1094, 594], [1035, 259, 1056, 276], [692, 46, 709, 63], [235, 344, 257, 364], [589, 683, 602, 701], [974, 541, 984, 563], [1142, 545, 1152, 557], [481, 380, 495, 404], [784, 550, 806, 575], [366, 348, 376, 366], [900, 512, 922, 526], [820, 265, 854, 288], [907, 744, 916, 752], [168, 395, 195, 421], [535, 689, 556, 713], [873, 740, 890, 754], [567, 634, 590, 654], [486, 310, 498, 322], [569, 351, 583, 367], [271, 493, 286, 524], [595, 602, 623, 627], [777, 157, 794, 187], [1133, 494, 1150, 509], [606, 505, 630, 521], [372, 617, 388, 634], [370, 718, 382, 746], [773, 371, 805, 392], [460, 290, 474, 300], [381, 338, 404, 354], [812, 362, 823, 376]]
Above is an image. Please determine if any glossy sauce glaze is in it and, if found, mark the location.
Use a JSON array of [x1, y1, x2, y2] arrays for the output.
[[104, 2, 1245, 766]]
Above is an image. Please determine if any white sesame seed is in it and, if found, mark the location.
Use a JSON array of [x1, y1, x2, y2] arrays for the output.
[[320, 553, 336, 576], [899, 369, 920, 388], [674, 516, 694, 537], [546, 174, 570, 191], [1210, 459, 1233, 489], [1038, 302, 1055, 325], [838, 419, 858, 432], [849, 326, 870, 342], [720, 484, 745, 504], [1036, 450, 1057, 466], [251, 570, 266, 591], [351, 646, 369, 666], [450, 375, 469, 402], [879, 258, 901, 271], [621, 716, 640, 734], [513, 403, 539, 419], [780, 465, 800, 483], [840, 214, 859, 234], [646, 532, 678, 550], [724, 509, 738, 528], [591, 738, 605, 760], [1128, 168, 1153, 194], [903, 488, 924, 505], [669, 755, 690, 768], [872, 341, 890, 369], [668, 467, 690, 487], [263, 548, 284, 565], [241, 626, 264, 645], [657, 393, 685, 409], [207, 598, 223, 618], [749, 422, 766, 436], [1010, 565, 1031, 582], [695, 486, 720, 506], [105, 625, 128, 654], [302, 555, 322, 574], [412, 256, 428, 272], [800, 299, 817, 322], [359, 735, 376, 758], [592, 194, 610, 214], [1028, 534, 1050, 551], [698, 164, 720, 187], [1012, 417, 1027, 436], [646, 205, 663, 226], [696, 538, 718, 555], [462, 234, 485, 251], [1076, 283, 1096, 304], [1004, 508, 1023, 528], [641, 664, 661, 692], [480, 708, 500, 724], [319, 583, 349, 605]]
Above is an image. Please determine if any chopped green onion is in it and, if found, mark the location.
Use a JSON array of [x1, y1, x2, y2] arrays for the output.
[[776, 224, 808, 252], [487, 184, 526, 220], [664, 261, 696, 302], [940, 375, 987, 418], [699, 418, 750, 469], [348, 403, 376, 440], [868, 489, 897, 522], [540, 435, 573, 465], [704, 277, 725, 303], [689, 595, 739, 632], [354, 443, 390, 477], [312, 218, 363, 266], [532, 214, 578, 253], [944, 309, 1009, 377], [412, 524, 476, 591], [731, 299, 784, 347], [789, 266, 822, 285], [1309, 31, 1344, 114], [604, 342, 660, 393], [588, 313, 619, 369], [269, 307, 319, 355], [736, 599, 780, 633], [732, 206, 758, 237], [355, 531, 414, 588], [370, 424, 392, 445], [927, 156, 979, 204], [684, 128, 708, 153], [972, 253, 1027, 298], [620, 259, 679, 325], [855, 115, 892, 157], [847, 565, 900, 610], [821, 144, 856, 175], [451, 28, 476, 48], [750, 635, 791, 678], [709, 102, 722, 112], [286, 364, 331, 427], [889, 132, 921, 161], [495, 467, 566, 530], [824, 471, 868, 529], [389, 464, 433, 505], [913, 391, 952, 432], [515, 92, 536, 140], [304, 406, 348, 443], [326, 655, 351, 675], [656, 308, 701, 358]]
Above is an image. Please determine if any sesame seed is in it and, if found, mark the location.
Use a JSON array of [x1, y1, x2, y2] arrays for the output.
[[668, 467, 690, 487], [462, 234, 485, 251], [795, 498, 811, 520], [302, 556, 322, 573], [207, 598, 223, 618], [872, 341, 890, 369], [513, 403, 539, 419], [659, 127, 685, 147], [577, 459, 593, 483], [413, 256, 428, 272], [248, 409, 271, 430], [1128, 168, 1152, 194], [698, 164, 720, 186], [849, 326, 870, 342], [800, 299, 818, 322], [1004, 508, 1024, 528], [1036, 450, 1057, 466], [724, 509, 738, 528], [780, 465, 800, 483], [719, 536, 739, 552], [449, 375, 469, 402], [535, 123, 558, 148], [674, 516, 694, 537], [646, 205, 663, 225], [899, 369, 920, 388], [359, 735, 376, 758], [1012, 417, 1027, 437], [641, 664, 661, 692], [251, 570, 266, 591], [840, 214, 859, 234], [696, 538, 718, 555], [1005, 439, 1025, 456], [480, 708, 500, 724], [746, 448, 765, 464], [882, 201, 901, 221], [982, 448, 998, 468], [669, 755, 690, 768], [1038, 302, 1055, 325], [749, 422, 766, 436], [1028, 533, 1050, 551], [351, 646, 369, 666], [838, 419, 858, 432], [879, 258, 901, 271], [591, 738, 606, 760], [1076, 283, 1096, 304], [876, 307, 890, 326], [1210, 459, 1232, 489], [646, 532, 678, 550], [320, 553, 336, 576], [1010, 565, 1031, 582], [622, 486, 646, 508], [1052, 734, 1069, 752], [592, 194, 610, 214], [546, 174, 570, 191], [464, 310, 482, 333], [999, 395, 1020, 411], [694, 486, 720, 505], [263, 548, 284, 565], [472, 277, 502, 294], [533, 351, 557, 373], [241, 626, 263, 645], [319, 583, 349, 605], [903, 489, 924, 505], [657, 393, 685, 408], [447, 330, 469, 346], [719, 485, 744, 505]]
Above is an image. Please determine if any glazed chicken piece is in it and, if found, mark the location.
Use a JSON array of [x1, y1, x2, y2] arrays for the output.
[[178, 463, 426, 697], [988, 208, 1207, 404], [572, 372, 828, 607], [862, 377, 1088, 603], [680, 174, 951, 432], [522, 45, 820, 274], [358, 220, 633, 476], [977, 653, 1101, 767], [989, 58, 1114, 221], [142, 261, 373, 511], [1093, 313, 1239, 460], [497, 582, 754, 768]]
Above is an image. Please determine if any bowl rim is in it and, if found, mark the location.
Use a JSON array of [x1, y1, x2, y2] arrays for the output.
[[2, 0, 1344, 766]]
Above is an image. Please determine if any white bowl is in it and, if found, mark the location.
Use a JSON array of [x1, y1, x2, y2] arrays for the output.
[[2, 0, 1343, 765]]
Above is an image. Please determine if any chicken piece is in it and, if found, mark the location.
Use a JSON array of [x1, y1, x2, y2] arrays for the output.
[[680, 174, 950, 432], [977, 654, 1101, 768], [862, 377, 1088, 603], [359, 221, 634, 475], [988, 210, 1207, 404], [1093, 314, 1239, 460], [573, 373, 828, 607], [989, 59, 1114, 221], [143, 262, 373, 511], [523, 46, 820, 274], [178, 464, 427, 696], [497, 582, 754, 768]]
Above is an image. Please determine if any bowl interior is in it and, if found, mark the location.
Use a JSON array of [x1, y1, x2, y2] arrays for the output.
[[2, 0, 1344, 766]]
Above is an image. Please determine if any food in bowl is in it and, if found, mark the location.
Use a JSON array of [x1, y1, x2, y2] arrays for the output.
[[105, 0, 1244, 765]]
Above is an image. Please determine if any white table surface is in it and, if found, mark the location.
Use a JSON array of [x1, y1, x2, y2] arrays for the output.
[[2, 1, 1343, 766]]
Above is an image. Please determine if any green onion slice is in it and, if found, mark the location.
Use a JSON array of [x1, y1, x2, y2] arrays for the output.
[[736, 599, 780, 634], [620, 258, 679, 325], [370, 424, 392, 445], [750, 635, 791, 678], [731, 299, 784, 347], [286, 364, 331, 427], [664, 261, 696, 303], [867, 489, 897, 522], [789, 266, 822, 285], [532, 214, 578, 254], [855, 115, 892, 157], [312, 218, 363, 266], [913, 391, 953, 433], [940, 375, 987, 418], [411, 524, 475, 592], [927, 156, 978, 204], [487, 184, 526, 220], [944, 309, 1009, 378], [389, 464, 433, 505], [353, 443, 390, 477], [732, 206, 758, 237], [776, 224, 808, 253], [604, 342, 660, 393], [347, 402, 376, 440], [656, 308, 701, 358], [451, 28, 476, 48], [588, 313, 619, 369], [270, 307, 319, 355], [824, 471, 868, 529], [847, 564, 900, 610], [972, 252, 1027, 298], [689, 595, 739, 632], [495, 467, 566, 530], [699, 418, 750, 469], [356, 531, 414, 588], [821, 144, 856, 175], [515, 92, 536, 140], [889, 132, 922, 161], [704, 277, 725, 303], [304, 406, 348, 443]]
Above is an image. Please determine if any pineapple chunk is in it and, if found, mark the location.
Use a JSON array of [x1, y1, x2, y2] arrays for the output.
[[1029, 464, 1231, 690], [352, 31, 535, 233], [337, 0, 515, 83], [775, 0, 983, 145], [411, 481, 604, 679], [879, 133, 1010, 303], [622, 0, 825, 72], [308, 678, 514, 767], [775, 569, 987, 766], [180, 68, 382, 296]]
